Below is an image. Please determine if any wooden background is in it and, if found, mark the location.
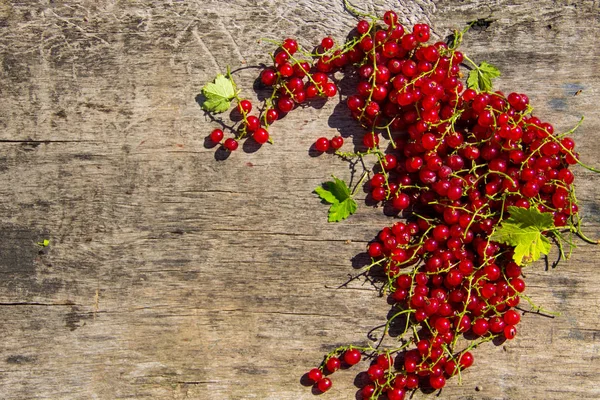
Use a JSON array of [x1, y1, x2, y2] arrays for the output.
[[0, 0, 599, 399]]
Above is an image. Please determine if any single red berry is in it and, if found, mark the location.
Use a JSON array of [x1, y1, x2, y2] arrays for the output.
[[315, 137, 330, 152], [326, 357, 341, 373], [209, 129, 223, 143], [253, 128, 269, 144], [223, 138, 238, 152], [459, 351, 474, 368], [367, 364, 384, 381], [383, 10, 398, 26], [344, 349, 361, 365], [245, 115, 260, 132], [316, 377, 332, 392], [321, 36, 334, 50], [330, 136, 344, 150], [307, 368, 322, 382], [472, 318, 489, 336], [429, 374, 445, 390], [361, 384, 375, 398], [277, 96, 294, 113], [260, 68, 277, 86], [357, 20, 370, 34], [237, 99, 252, 114], [387, 387, 406, 400], [503, 309, 521, 325], [504, 324, 517, 339], [282, 38, 298, 54], [266, 109, 279, 124]]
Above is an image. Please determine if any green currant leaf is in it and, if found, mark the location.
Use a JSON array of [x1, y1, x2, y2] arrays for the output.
[[201, 74, 236, 113], [327, 176, 351, 201], [490, 206, 555, 265], [467, 61, 501, 92], [328, 198, 357, 222], [314, 186, 338, 204], [314, 176, 357, 222]]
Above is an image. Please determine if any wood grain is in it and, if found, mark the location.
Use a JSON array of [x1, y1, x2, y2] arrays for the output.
[[0, 1, 599, 399]]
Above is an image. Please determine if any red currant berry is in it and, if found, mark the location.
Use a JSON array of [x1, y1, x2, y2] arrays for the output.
[[261, 68, 277, 86], [307, 368, 322, 382], [253, 128, 269, 144], [344, 349, 361, 365], [326, 357, 341, 373], [237, 99, 252, 114], [321, 36, 334, 50], [330, 136, 344, 150], [367, 364, 384, 381], [245, 115, 260, 132], [209, 129, 224, 143], [504, 324, 517, 339], [316, 377, 332, 392], [223, 138, 238, 152], [315, 137, 330, 152], [282, 38, 298, 54], [357, 20, 370, 34], [429, 375, 445, 390]]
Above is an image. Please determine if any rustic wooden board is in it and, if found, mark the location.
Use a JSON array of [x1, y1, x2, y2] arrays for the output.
[[0, 1, 599, 399]]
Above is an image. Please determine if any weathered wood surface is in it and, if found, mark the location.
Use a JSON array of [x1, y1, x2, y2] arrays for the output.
[[0, 1, 599, 399]]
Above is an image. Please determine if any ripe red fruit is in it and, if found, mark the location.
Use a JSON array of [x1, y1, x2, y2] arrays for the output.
[[237, 99, 252, 114], [344, 349, 361, 365], [367, 364, 384, 381], [245, 115, 260, 132], [383, 10, 398, 26], [315, 137, 330, 152], [472, 318, 490, 336], [253, 128, 269, 144], [504, 310, 521, 325], [326, 357, 341, 373], [316, 377, 332, 392], [307, 368, 322, 382], [388, 387, 406, 400], [277, 97, 294, 113], [282, 38, 298, 54], [504, 325, 517, 339], [357, 20, 370, 34], [321, 36, 334, 50], [429, 374, 445, 390], [330, 136, 344, 150], [209, 129, 223, 143], [223, 138, 238, 151]]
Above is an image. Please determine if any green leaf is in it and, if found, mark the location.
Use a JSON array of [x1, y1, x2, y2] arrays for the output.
[[490, 206, 555, 265], [314, 186, 338, 204], [314, 176, 357, 222], [327, 176, 351, 201], [328, 198, 357, 222], [467, 61, 501, 92], [201, 74, 236, 113]]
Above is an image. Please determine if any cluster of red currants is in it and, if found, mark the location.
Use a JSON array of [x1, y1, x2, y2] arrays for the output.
[[298, 9, 584, 399], [200, 5, 589, 398], [207, 33, 353, 151]]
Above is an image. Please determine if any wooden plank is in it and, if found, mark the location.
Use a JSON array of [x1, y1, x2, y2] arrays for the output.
[[0, 0, 599, 399]]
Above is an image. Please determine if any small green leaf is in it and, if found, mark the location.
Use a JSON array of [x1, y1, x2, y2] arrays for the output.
[[491, 206, 556, 265], [201, 74, 236, 113], [467, 61, 501, 92], [506, 206, 554, 230], [327, 176, 351, 201], [328, 198, 357, 222], [467, 69, 480, 91], [314, 186, 338, 204], [314, 176, 357, 222]]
